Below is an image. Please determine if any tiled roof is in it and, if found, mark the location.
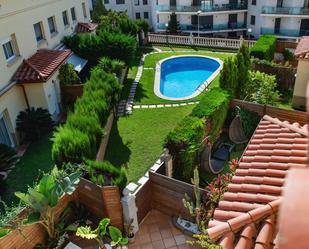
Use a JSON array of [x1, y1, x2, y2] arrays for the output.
[[206, 115, 308, 249], [13, 49, 72, 83], [294, 36, 309, 60], [76, 22, 98, 33]]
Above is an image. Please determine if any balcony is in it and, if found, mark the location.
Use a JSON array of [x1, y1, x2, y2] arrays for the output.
[[157, 22, 246, 33], [156, 3, 247, 13], [261, 6, 309, 16], [261, 27, 309, 38]]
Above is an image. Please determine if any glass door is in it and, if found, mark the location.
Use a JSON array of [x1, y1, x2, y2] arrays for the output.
[[274, 18, 281, 34]]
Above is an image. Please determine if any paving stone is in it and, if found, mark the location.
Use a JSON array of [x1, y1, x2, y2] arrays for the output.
[[126, 182, 139, 192], [141, 105, 149, 108], [157, 104, 164, 108], [172, 104, 179, 107], [149, 105, 156, 108], [165, 104, 172, 107], [138, 176, 149, 185], [180, 103, 187, 106], [134, 105, 141, 109]]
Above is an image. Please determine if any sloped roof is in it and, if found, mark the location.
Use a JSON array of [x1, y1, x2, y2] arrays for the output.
[[294, 36, 309, 60], [13, 49, 72, 83], [76, 22, 98, 33], [206, 115, 308, 249]]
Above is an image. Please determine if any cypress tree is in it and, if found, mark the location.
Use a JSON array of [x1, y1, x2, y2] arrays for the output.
[[91, 0, 108, 23], [167, 13, 179, 33]]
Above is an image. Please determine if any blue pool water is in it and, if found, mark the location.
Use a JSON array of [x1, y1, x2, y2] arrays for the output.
[[160, 56, 220, 99]]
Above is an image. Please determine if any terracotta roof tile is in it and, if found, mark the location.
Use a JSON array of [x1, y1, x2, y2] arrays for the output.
[[206, 115, 308, 248], [13, 49, 72, 83], [295, 36, 309, 60], [76, 22, 98, 33]]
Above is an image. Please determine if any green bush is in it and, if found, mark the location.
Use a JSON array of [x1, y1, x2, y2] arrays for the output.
[[52, 68, 121, 166], [16, 108, 54, 141], [239, 109, 260, 138], [283, 49, 294, 61], [135, 19, 150, 35], [85, 160, 127, 190], [250, 35, 277, 61], [97, 57, 125, 78], [63, 30, 137, 65], [166, 88, 231, 181], [91, 0, 107, 23], [58, 64, 80, 85], [52, 126, 93, 165]]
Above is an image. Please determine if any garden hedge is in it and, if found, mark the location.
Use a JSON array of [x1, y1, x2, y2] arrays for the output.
[[166, 88, 231, 181], [250, 35, 277, 61], [52, 68, 121, 165]]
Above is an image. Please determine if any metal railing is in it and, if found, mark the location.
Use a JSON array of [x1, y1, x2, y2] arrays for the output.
[[261, 27, 309, 37], [157, 22, 246, 32], [148, 33, 256, 49], [262, 6, 309, 15], [157, 3, 247, 12]]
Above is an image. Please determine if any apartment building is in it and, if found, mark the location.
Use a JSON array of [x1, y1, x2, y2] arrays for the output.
[[154, 0, 248, 37], [0, 0, 91, 147], [102, 0, 153, 25], [248, 0, 309, 39]]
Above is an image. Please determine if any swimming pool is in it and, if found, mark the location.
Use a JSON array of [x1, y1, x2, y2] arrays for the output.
[[154, 55, 223, 100]]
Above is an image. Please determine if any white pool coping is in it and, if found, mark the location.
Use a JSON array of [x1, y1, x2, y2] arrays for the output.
[[154, 55, 223, 101]]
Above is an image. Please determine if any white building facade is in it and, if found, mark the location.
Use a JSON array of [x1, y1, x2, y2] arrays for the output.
[[99, 0, 309, 39], [0, 0, 91, 147]]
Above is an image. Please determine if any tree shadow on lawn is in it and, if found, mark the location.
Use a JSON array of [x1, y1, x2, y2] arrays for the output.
[[104, 118, 131, 169], [133, 81, 148, 103]]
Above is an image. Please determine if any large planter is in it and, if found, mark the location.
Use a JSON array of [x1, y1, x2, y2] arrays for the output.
[[78, 178, 124, 230]]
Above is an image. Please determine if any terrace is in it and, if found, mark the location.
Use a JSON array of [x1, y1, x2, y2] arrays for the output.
[[261, 6, 309, 16]]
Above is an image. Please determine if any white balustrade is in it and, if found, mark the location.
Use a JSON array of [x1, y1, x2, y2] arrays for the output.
[[148, 33, 256, 49]]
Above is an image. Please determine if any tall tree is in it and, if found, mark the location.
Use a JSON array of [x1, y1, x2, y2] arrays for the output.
[[167, 13, 179, 33], [91, 0, 108, 23]]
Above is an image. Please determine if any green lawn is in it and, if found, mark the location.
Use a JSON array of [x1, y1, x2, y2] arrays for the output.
[[105, 105, 195, 182], [2, 134, 54, 204], [135, 51, 234, 105]]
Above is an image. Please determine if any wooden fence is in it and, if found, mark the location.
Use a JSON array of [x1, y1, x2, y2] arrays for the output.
[[231, 99, 307, 125], [135, 167, 208, 223], [0, 180, 123, 248], [276, 40, 298, 53], [61, 84, 84, 104], [148, 33, 256, 49]]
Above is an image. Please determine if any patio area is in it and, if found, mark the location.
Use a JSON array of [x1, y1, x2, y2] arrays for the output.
[[129, 210, 195, 249]]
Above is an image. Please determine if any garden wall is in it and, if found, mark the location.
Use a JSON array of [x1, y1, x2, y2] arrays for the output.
[[0, 194, 77, 249], [276, 40, 298, 53], [252, 63, 296, 91], [231, 99, 307, 125], [0, 181, 124, 248]]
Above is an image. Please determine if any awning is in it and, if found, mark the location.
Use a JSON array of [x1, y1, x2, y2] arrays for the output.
[[56, 43, 88, 73]]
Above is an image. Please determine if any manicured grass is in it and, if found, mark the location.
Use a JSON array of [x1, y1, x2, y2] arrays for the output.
[[135, 51, 234, 105], [154, 44, 238, 53], [2, 134, 54, 204], [105, 105, 195, 182]]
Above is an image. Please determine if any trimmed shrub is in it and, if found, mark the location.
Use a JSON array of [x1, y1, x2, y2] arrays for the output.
[[58, 64, 80, 85], [250, 35, 277, 61], [16, 108, 54, 141], [166, 116, 204, 181], [63, 30, 137, 65], [52, 126, 93, 165], [136, 19, 150, 35], [91, 0, 107, 23], [52, 68, 121, 165], [85, 160, 127, 190], [239, 109, 260, 138], [97, 57, 125, 78], [219, 57, 238, 96], [0, 144, 19, 172], [166, 88, 231, 181]]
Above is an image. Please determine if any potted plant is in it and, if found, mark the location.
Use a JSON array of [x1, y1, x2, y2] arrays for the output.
[[76, 218, 128, 249], [124, 219, 135, 243]]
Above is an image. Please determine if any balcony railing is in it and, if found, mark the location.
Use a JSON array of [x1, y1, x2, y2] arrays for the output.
[[157, 22, 246, 32], [156, 3, 247, 13], [262, 6, 309, 15], [261, 27, 309, 37]]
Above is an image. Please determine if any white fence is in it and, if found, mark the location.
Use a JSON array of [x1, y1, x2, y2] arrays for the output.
[[148, 33, 256, 49]]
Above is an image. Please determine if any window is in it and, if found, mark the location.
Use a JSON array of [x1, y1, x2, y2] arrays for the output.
[[62, 11, 69, 26], [71, 7, 76, 22], [250, 15, 255, 25], [33, 22, 44, 42], [136, 12, 141, 19], [2, 39, 15, 61], [104, 0, 109, 3], [144, 12, 149, 19], [82, 2, 87, 18], [0, 113, 13, 147], [48, 16, 57, 35], [252, 0, 256, 5], [143, 0, 148, 4], [134, 0, 140, 5], [116, 0, 125, 4]]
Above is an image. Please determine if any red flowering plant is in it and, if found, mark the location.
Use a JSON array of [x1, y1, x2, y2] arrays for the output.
[[201, 158, 239, 226]]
